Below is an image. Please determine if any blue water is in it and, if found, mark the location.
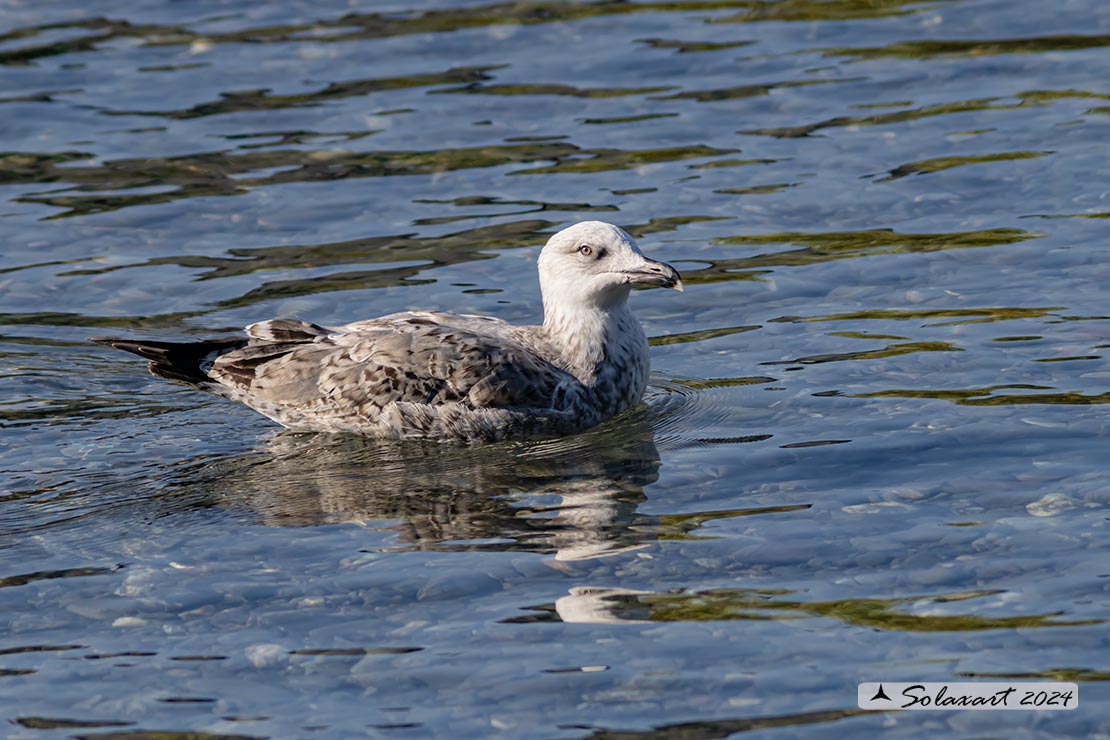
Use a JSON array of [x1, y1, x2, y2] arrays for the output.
[[1, 1, 1108, 737]]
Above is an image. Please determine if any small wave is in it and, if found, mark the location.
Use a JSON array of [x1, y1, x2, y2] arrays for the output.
[[645, 372, 774, 449]]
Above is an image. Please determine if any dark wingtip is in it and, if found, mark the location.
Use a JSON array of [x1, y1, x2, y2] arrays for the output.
[[89, 335, 244, 384], [90, 337, 149, 353]]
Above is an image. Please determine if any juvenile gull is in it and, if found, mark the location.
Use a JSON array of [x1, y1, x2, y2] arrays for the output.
[[92, 221, 683, 443]]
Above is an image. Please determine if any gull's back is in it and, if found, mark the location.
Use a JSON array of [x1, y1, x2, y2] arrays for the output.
[[203, 313, 587, 442]]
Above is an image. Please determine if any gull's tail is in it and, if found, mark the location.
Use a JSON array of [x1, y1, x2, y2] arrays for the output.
[[90, 336, 244, 384]]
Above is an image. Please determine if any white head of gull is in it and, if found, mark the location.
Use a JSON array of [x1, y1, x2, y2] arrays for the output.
[[92, 220, 683, 444]]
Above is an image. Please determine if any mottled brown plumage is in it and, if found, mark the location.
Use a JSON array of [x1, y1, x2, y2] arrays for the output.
[[92, 221, 683, 443]]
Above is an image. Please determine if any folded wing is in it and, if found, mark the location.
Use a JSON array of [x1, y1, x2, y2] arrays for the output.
[[206, 316, 572, 434]]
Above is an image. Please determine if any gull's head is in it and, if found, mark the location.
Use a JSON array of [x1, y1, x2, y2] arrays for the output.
[[537, 221, 683, 310]]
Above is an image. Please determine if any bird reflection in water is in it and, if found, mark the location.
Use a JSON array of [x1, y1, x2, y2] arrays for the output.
[[198, 412, 662, 561]]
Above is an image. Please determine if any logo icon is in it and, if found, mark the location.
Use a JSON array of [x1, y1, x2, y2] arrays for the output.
[[870, 684, 892, 702]]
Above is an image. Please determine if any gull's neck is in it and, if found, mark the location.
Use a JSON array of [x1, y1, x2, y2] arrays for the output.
[[540, 295, 647, 386]]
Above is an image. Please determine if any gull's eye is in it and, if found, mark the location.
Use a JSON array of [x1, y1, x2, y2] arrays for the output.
[[576, 244, 593, 256]]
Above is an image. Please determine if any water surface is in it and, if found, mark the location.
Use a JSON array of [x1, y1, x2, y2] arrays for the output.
[[2, 0, 1108, 737]]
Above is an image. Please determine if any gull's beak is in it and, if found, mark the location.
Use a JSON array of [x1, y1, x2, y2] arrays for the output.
[[621, 258, 684, 292]]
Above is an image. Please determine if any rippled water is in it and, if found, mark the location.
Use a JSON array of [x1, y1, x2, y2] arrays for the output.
[[2, 0, 1108, 737]]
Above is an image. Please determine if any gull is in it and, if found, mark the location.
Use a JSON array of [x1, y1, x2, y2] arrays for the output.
[[92, 221, 683, 443]]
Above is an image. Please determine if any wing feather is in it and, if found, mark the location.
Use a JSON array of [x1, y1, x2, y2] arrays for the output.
[[208, 314, 570, 424]]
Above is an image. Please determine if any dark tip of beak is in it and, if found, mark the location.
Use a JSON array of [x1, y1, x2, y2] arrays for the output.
[[624, 260, 684, 292]]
